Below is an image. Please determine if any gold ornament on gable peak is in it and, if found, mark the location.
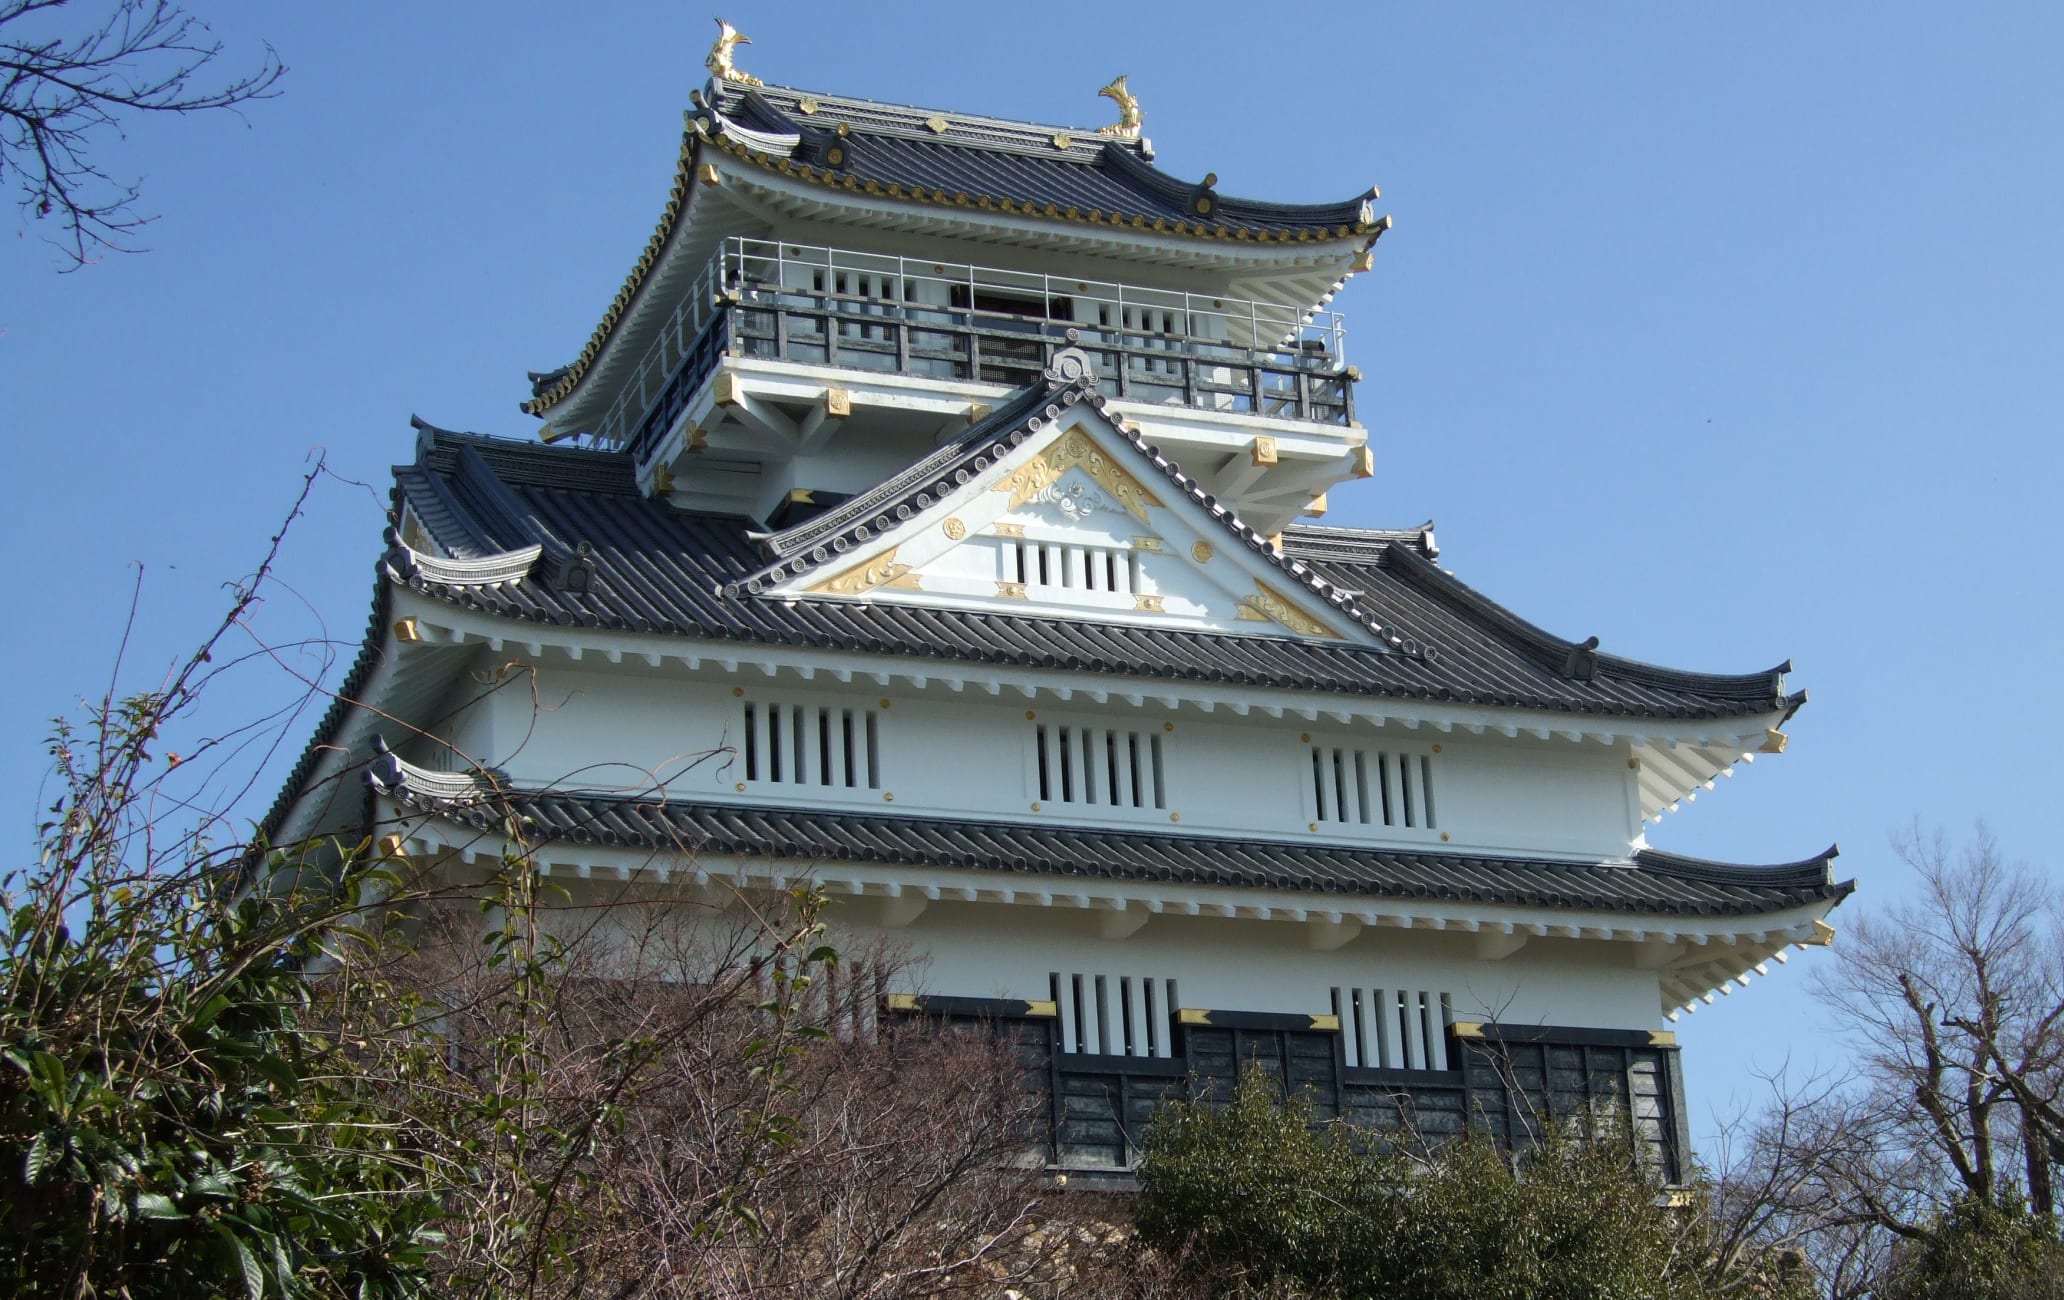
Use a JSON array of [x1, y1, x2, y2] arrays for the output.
[[992, 427, 1161, 523]]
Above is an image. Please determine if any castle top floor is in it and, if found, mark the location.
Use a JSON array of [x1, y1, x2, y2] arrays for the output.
[[522, 38, 1390, 454]]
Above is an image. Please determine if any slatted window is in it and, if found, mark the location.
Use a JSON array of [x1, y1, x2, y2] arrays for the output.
[[1001, 541, 1139, 595], [1309, 745, 1437, 829], [1333, 986, 1453, 1071], [1053, 972, 1178, 1057], [1035, 724, 1164, 810], [742, 701, 880, 790]]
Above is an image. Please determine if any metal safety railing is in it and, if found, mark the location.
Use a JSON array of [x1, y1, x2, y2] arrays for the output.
[[595, 237, 1355, 460]]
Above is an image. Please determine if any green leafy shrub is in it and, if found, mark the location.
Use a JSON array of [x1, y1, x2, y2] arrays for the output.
[[2, 856, 444, 1298], [1135, 1065, 1719, 1300], [1878, 1195, 2064, 1300]]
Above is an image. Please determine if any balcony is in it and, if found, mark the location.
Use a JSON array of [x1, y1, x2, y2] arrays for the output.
[[601, 237, 1356, 461]]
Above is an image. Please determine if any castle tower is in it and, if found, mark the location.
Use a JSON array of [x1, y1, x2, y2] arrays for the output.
[[270, 29, 1847, 1180]]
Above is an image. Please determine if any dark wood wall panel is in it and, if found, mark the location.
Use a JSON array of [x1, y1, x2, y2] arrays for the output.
[[886, 999, 1687, 1184]]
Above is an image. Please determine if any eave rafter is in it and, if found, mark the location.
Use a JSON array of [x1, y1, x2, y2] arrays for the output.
[[1633, 735, 1780, 824]]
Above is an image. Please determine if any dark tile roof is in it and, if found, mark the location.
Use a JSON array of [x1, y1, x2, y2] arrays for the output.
[[376, 771, 1850, 920], [390, 394, 1795, 722], [710, 82, 1381, 239]]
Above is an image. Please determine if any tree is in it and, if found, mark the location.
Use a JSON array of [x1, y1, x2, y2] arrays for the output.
[[1134, 1065, 1729, 1300], [1707, 824, 2064, 1298], [322, 868, 1078, 1299], [2, 0, 284, 267], [0, 468, 445, 1296], [1876, 1194, 2064, 1300]]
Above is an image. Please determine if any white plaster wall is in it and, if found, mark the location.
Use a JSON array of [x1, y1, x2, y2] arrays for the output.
[[851, 903, 1665, 1032], [508, 879, 1668, 1035], [469, 666, 1643, 860], [1425, 738, 1641, 855]]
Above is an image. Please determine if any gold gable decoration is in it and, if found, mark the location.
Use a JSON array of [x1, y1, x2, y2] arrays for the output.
[[992, 427, 1163, 524], [1239, 582, 1341, 639], [809, 547, 921, 596]]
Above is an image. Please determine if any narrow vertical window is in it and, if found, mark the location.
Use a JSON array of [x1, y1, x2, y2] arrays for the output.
[[1030, 721, 1169, 811], [1309, 744, 1437, 830], [738, 699, 884, 790]]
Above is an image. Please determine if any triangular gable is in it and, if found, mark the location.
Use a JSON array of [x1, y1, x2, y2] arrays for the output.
[[746, 356, 1386, 644]]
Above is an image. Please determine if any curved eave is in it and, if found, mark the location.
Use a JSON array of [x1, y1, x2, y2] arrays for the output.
[[386, 429, 1790, 722], [523, 126, 1388, 429], [1634, 844, 1844, 893], [522, 123, 711, 421], [701, 128, 1383, 249], [1383, 544, 1794, 708], [1645, 845, 1853, 1017], [720, 78, 1382, 233], [1091, 136, 1376, 230]]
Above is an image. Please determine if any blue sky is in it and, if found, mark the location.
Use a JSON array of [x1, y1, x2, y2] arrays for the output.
[[6, 3, 2060, 1146]]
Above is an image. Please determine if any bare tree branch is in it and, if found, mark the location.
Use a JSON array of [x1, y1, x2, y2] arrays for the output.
[[1, 0, 283, 268], [1707, 823, 2064, 1297]]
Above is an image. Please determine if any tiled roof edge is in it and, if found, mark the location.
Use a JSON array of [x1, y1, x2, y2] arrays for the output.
[[1280, 521, 1438, 562], [375, 773, 1851, 919], [1382, 543, 1790, 704], [409, 421, 640, 494], [1635, 844, 1846, 892], [1097, 136, 1374, 227]]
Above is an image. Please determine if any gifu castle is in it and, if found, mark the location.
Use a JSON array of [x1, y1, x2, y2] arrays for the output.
[[267, 25, 1850, 1181]]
